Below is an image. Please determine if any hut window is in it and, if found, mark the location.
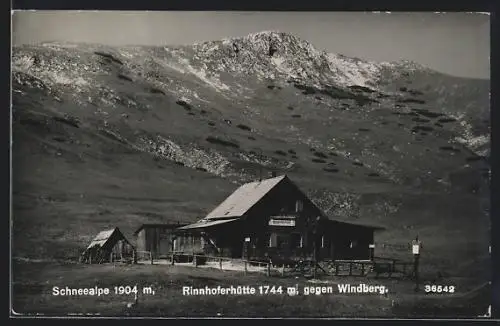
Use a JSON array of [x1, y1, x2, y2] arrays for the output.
[[322, 236, 330, 249], [295, 200, 303, 212], [349, 240, 357, 248], [276, 235, 289, 249], [268, 233, 277, 248], [291, 234, 303, 248]]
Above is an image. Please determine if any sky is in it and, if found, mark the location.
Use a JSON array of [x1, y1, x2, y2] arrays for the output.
[[11, 11, 490, 79]]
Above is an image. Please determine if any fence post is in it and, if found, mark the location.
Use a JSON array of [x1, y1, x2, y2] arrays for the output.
[[110, 252, 113, 263], [361, 263, 365, 276], [219, 257, 223, 270], [150, 252, 154, 265], [335, 261, 339, 276], [171, 252, 175, 266], [281, 264, 285, 277], [244, 261, 247, 275], [267, 262, 271, 277], [349, 262, 353, 276]]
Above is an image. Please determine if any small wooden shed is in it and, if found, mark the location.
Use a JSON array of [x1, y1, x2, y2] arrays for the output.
[[133, 223, 191, 259], [80, 227, 135, 264]]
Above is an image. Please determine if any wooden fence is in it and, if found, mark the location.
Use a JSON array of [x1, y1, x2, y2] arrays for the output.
[[133, 252, 414, 279], [170, 253, 414, 278]]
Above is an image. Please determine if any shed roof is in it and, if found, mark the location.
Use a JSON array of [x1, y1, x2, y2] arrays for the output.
[[87, 227, 130, 250], [133, 223, 188, 235], [204, 175, 287, 219], [176, 218, 239, 231]]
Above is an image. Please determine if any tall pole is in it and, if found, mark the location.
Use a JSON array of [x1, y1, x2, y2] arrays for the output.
[[259, 149, 263, 181], [313, 232, 317, 279], [414, 253, 420, 292], [312, 216, 321, 279], [412, 236, 422, 292]]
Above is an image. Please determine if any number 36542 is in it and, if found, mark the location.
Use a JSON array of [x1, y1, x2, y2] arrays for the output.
[[424, 285, 455, 293]]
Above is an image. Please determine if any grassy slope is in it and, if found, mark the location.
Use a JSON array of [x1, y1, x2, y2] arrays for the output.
[[12, 43, 490, 286]]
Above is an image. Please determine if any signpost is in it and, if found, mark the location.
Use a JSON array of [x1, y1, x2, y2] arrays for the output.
[[243, 237, 251, 263], [369, 244, 375, 261], [411, 236, 423, 292]]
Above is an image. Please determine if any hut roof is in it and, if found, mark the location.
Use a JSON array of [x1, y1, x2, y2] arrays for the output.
[[323, 218, 385, 231], [204, 175, 287, 220]]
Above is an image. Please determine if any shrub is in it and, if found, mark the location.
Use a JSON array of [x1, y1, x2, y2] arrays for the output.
[[94, 51, 123, 65], [176, 100, 193, 111], [288, 149, 296, 155], [349, 85, 375, 93], [293, 83, 317, 95], [408, 90, 424, 96], [311, 158, 326, 163], [437, 117, 457, 123], [52, 115, 80, 128], [275, 150, 287, 156], [205, 136, 240, 148], [236, 124, 251, 131], [313, 151, 328, 159], [412, 117, 431, 123], [117, 74, 133, 82], [465, 156, 483, 162], [411, 125, 434, 133], [149, 87, 165, 95], [439, 146, 460, 153], [397, 98, 426, 104], [291, 114, 302, 118], [413, 109, 444, 118]]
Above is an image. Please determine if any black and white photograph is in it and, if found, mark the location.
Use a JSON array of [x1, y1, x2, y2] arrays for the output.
[[10, 11, 493, 318]]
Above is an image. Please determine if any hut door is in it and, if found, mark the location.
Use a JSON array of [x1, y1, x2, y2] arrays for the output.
[[118, 240, 124, 259]]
